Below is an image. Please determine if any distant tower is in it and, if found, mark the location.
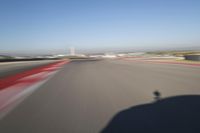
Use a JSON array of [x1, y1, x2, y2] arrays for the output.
[[70, 47, 75, 56]]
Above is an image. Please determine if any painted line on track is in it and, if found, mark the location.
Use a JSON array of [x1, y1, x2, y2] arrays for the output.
[[0, 59, 70, 118], [0, 60, 69, 90]]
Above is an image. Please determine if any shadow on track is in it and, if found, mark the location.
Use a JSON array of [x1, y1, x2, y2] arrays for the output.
[[101, 95, 200, 133]]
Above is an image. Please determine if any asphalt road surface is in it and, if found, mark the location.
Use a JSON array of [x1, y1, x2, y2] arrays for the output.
[[0, 59, 200, 133]]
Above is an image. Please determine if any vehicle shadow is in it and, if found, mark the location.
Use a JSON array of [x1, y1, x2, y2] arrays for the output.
[[101, 95, 200, 133]]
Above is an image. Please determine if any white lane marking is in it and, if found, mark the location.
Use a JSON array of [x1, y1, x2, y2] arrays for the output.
[[0, 71, 58, 119], [42, 66, 61, 71], [18, 72, 49, 81]]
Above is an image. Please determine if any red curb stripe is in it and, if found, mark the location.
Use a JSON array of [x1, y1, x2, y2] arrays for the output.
[[0, 60, 69, 115], [0, 72, 53, 111], [0, 60, 69, 90]]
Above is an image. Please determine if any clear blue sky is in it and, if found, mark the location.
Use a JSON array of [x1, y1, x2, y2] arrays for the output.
[[0, 0, 200, 54]]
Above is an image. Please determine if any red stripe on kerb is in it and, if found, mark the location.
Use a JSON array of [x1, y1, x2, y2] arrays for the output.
[[0, 60, 69, 90]]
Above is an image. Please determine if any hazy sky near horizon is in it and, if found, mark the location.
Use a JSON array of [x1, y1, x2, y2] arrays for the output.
[[0, 0, 200, 54]]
